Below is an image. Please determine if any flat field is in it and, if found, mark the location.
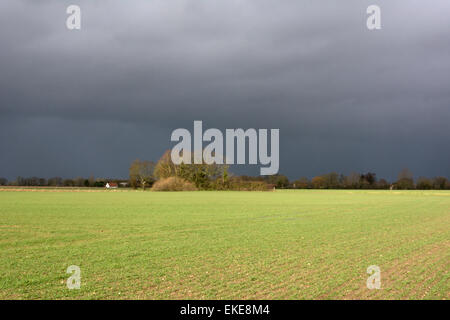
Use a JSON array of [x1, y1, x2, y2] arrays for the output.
[[0, 189, 448, 299]]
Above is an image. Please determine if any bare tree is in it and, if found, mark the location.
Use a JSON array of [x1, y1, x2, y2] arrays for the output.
[[416, 177, 432, 190], [398, 168, 413, 181], [129, 159, 155, 190], [153, 150, 228, 189], [345, 172, 361, 189], [396, 168, 414, 189], [432, 176, 448, 190], [292, 177, 310, 189], [153, 150, 177, 179]]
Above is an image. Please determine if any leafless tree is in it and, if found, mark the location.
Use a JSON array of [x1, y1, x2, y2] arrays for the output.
[[129, 159, 155, 190]]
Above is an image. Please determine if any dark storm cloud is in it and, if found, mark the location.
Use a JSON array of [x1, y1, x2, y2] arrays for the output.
[[1, 0, 449, 180]]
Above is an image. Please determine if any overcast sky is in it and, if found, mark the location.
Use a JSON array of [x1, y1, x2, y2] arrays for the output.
[[1, 0, 449, 181]]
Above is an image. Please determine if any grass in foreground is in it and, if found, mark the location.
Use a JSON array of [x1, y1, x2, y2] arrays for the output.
[[0, 190, 448, 299]]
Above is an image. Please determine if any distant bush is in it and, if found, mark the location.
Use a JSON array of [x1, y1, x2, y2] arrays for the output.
[[212, 177, 272, 191], [151, 177, 197, 191], [232, 181, 273, 191], [395, 178, 415, 190]]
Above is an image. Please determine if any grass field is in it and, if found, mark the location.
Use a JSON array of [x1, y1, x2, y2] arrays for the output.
[[0, 189, 448, 300]]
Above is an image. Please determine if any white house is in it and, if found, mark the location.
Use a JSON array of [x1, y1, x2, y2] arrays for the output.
[[105, 182, 118, 189]]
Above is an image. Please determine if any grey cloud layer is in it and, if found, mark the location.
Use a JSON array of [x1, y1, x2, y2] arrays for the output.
[[1, 0, 449, 180]]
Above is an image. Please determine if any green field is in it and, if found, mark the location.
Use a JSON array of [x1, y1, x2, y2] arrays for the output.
[[0, 190, 448, 300]]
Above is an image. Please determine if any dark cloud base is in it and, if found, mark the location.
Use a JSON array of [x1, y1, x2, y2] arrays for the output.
[[1, 0, 449, 181]]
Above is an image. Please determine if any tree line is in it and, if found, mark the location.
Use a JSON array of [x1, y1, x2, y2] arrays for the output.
[[127, 151, 450, 191], [1, 157, 449, 190], [289, 169, 450, 190], [0, 176, 128, 188]]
